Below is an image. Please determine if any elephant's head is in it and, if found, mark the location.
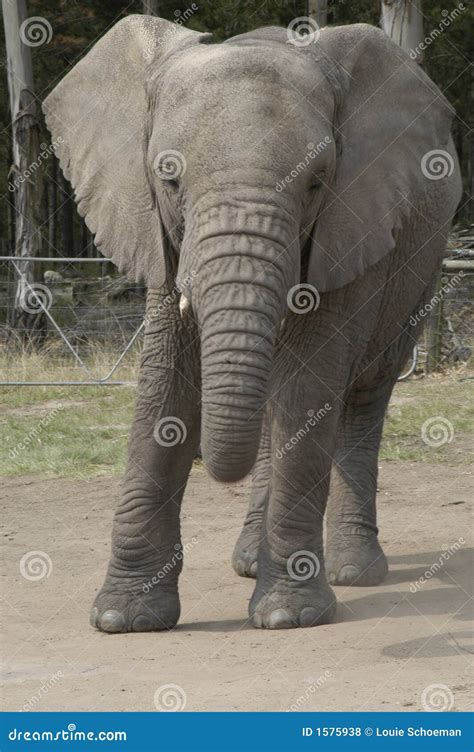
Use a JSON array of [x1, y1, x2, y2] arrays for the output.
[[43, 16, 457, 482]]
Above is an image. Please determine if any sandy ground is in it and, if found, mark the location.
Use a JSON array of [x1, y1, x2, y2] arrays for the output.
[[1, 462, 473, 713]]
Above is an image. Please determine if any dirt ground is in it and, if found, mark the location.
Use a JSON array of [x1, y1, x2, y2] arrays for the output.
[[1, 462, 473, 712]]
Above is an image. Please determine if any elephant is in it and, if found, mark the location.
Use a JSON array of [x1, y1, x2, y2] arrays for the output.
[[43, 15, 461, 632]]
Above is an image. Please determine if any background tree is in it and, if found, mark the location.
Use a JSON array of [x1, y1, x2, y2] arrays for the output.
[[2, 0, 45, 339]]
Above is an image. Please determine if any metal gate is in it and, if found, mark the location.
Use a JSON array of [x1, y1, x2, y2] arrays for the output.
[[0, 256, 145, 385]]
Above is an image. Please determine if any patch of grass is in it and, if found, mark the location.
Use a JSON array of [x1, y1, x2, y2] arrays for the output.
[[381, 372, 474, 464], [1, 348, 473, 478]]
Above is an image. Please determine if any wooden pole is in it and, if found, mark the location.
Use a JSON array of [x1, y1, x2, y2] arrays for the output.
[[308, 0, 328, 27], [380, 0, 424, 63], [3, 0, 46, 341]]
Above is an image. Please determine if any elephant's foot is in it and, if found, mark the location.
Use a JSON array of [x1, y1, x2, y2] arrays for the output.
[[232, 523, 261, 578], [249, 577, 337, 629], [90, 575, 180, 633], [326, 533, 388, 587]]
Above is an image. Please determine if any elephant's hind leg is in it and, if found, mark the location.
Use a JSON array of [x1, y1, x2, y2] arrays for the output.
[[325, 380, 391, 587]]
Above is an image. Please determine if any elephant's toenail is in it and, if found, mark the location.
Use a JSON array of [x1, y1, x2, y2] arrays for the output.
[[268, 609, 293, 629], [299, 607, 320, 627], [249, 561, 258, 577], [132, 615, 155, 631], [339, 565, 360, 583], [99, 610, 126, 633], [90, 607, 99, 628], [327, 571, 336, 585], [253, 613, 263, 628]]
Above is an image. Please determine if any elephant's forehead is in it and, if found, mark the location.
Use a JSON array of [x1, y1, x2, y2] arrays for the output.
[[158, 44, 332, 138], [164, 43, 329, 105]]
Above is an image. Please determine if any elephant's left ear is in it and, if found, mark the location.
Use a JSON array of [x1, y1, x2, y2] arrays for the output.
[[307, 24, 460, 292]]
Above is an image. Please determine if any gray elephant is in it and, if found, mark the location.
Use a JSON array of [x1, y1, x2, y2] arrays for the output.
[[43, 16, 461, 632]]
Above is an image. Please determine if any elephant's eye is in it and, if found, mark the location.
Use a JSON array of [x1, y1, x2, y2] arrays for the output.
[[164, 178, 179, 192], [310, 175, 324, 190]]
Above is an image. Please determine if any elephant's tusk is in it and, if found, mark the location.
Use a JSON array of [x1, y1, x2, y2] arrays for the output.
[[179, 294, 191, 318]]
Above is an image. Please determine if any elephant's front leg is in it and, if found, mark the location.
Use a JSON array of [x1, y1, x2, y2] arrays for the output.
[[232, 418, 270, 578], [250, 371, 340, 629], [91, 291, 200, 633]]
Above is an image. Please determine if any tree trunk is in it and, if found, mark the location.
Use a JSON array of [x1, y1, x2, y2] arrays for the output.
[[3, 0, 46, 342], [59, 170, 74, 257], [142, 0, 159, 15], [48, 156, 58, 251], [380, 0, 424, 63], [308, 0, 328, 27]]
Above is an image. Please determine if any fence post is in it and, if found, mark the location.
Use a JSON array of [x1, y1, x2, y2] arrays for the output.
[[425, 271, 443, 373]]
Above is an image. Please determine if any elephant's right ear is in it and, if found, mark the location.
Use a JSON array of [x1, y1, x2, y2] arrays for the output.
[[43, 15, 210, 287]]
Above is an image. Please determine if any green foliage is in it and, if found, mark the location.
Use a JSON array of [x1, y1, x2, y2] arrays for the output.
[[1, 0, 472, 247]]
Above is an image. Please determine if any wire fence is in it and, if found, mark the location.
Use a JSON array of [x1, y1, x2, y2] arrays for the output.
[[0, 253, 472, 386]]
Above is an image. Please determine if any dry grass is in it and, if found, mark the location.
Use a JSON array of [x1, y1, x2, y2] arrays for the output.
[[1, 346, 473, 479]]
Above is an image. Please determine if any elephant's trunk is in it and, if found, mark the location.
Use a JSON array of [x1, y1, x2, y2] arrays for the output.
[[193, 230, 291, 483]]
